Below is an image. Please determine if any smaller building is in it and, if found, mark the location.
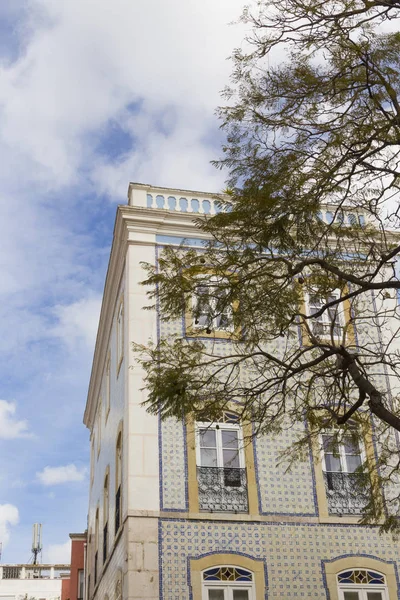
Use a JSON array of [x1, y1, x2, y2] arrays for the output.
[[0, 563, 70, 600], [61, 533, 86, 600]]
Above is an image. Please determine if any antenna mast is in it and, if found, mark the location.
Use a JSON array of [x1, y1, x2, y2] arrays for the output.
[[31, 524, 42, 565]]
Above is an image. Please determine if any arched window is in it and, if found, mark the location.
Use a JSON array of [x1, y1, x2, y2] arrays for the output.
[[115, 428, 122, 534], [94, 508, 99, 585], [196, 412, 248, 513], [202, 566, 255, 600], [103, 471, 109, 563], [337, 569, 388, 600]]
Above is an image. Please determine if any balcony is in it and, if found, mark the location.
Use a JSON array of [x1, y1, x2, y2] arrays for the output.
[[324, 471, 370, 515], [197, 466, 248, 512]]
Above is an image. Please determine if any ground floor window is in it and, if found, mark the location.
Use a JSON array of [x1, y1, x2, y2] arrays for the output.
[[338, 569, 388, 600], [202, 566, 255, 600]]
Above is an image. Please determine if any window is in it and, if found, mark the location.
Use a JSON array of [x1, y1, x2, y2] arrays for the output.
[[116, 299, 124, 373], [202, 566, 255, 600], [190, 275, 234, 335], [96, 401, 102, 458], [94, 508, 99, 585], [321, 431, 370, 515], [77, 569, 84, 600], [90, 435, 95, 485], [306, 290, 343, 339], [105, 355, 111, 420], [337, 569, 388, 600], [115, 429, 122, 534], [103, 472, 109, 563], [196, 412, 248, 512]]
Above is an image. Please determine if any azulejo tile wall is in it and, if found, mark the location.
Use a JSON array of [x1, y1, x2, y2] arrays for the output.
[[254, 424, 317, 516], [160, 416, 187, 511], [159, 519, 400, 600]]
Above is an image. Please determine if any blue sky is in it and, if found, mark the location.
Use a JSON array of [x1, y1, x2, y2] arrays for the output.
[[0, 0, 247, 562]]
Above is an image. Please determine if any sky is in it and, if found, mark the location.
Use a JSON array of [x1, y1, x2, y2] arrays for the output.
[[0, 0, 247, 563]]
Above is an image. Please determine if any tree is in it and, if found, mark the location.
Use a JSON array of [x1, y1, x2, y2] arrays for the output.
[[135, 0, 400, 530]]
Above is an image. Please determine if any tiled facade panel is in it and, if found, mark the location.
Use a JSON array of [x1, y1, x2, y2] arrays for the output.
[[160, 519, 400, 599], [255, 426, 317, 516], [161, 417, 187, 511]]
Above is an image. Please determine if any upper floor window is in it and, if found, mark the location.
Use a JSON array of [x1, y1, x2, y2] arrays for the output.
[[105, 354, 111, 419], [191, 276, 234, 335], [321, 431, 370, 515], [196, 412, 248, 513], [115, 430, 122, 534], [90, 435, 95, 485], [116, 299, 124, 372], [103, 472, 109, 563], [202, 566, 255, 600], [96, 402, 102, 458], [337, 569, 388, 599], [306, 290, 343, 339], [94, 508, 99, 585]]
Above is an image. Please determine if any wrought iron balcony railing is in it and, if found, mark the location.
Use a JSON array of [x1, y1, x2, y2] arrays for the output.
[[197, 466, 248, 513], [323, 471, 370, 515]]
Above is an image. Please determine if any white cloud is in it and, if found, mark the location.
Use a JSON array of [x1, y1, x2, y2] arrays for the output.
[[0, 400, 30, 439], [46, 539, 71, 564], [0, 0, 249, 562], [0, 0, 246, 189], [36, 464, 87, 486], [51, 295, 102, 352], [0, 504, 19, 547]]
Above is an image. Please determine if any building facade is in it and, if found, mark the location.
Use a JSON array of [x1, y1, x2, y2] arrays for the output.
[[61, 533, 86, 600], [84, 183, 400, 600], [0, 563, 70, 600]]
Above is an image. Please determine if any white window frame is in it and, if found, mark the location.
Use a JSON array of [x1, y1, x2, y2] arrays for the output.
[[337, 570, 388, 600], [192, 276, 234, 333], [201, 567, 255, 600], [195, 420, 245, 470], [105, 354, 111, 420], [305, 288, 344, 340], [320, 431, 366, 474], [96, 401, 102, 458], [116, 298, 124, 373]]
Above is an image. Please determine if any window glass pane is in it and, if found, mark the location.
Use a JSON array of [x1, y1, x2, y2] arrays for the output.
[[221, 430, 239, 449], [343, 437, 360, 454], [323, 435, 338, 453], [208, 590, 225, 600], [367, 593, 383, 600], [194, 286, 212, 325], [200, 429, 216, 448], [233, 591, 249, 600], [346, 454, 362, 472], [325, 453, 342, 472], [222, 449, 240, 468], [200, 448, 218, 467], [343, 592, 360, 600]]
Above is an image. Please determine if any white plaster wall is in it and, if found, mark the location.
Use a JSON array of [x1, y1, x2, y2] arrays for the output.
[[0, 578, 62, 599], [126, 241, 159, 513]]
